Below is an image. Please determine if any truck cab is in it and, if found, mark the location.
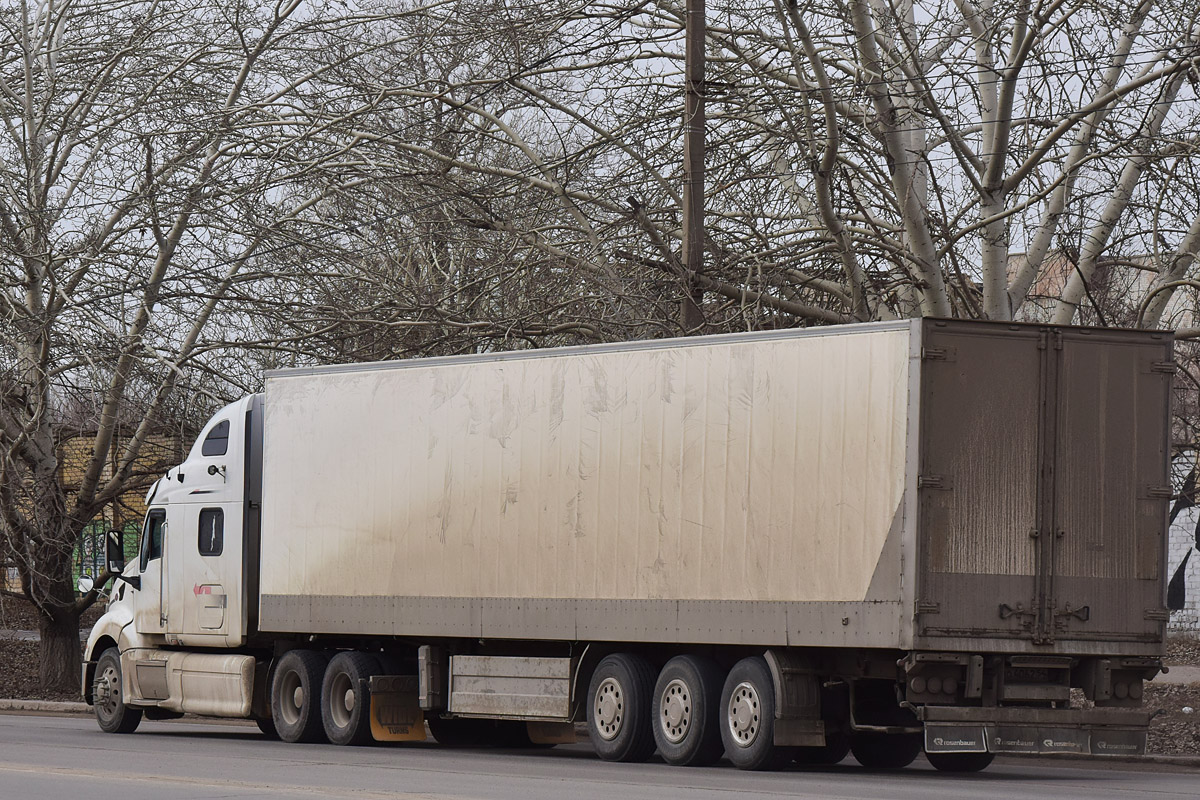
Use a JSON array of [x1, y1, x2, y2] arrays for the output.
[[82, 396, 263, 725]]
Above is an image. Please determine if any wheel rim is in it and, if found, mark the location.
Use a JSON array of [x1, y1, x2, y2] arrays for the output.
[[727, 681, 761, 748], [659, 678, 692, 744], [329, 669, 354, 729], [593, 677, 624, 741], [279, 668, 304, 726], [94, 664, 120, 721]]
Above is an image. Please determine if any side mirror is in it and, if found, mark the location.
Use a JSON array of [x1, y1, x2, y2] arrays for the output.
[[105, 529, 126, 574], [77, 576, 94, 594]]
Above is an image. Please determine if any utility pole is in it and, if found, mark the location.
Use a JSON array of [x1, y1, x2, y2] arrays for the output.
[[680, 0, 705, 332]]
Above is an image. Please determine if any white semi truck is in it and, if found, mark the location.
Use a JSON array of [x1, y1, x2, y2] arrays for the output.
[[81, 318, 1172, 772]]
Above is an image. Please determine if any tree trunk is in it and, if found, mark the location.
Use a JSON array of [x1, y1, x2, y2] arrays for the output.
[[37, 604, 83, 695]]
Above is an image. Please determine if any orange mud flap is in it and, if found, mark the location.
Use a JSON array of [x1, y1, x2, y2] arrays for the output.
[[920, 706, 1148, 756], [368, 675, 426, 742]]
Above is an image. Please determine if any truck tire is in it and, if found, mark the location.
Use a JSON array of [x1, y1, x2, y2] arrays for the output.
[[322, 651, 381, 746], [93, 648, 142, 734], [925, 750, 995, 772], [794, 731, 850, 765], [652, 655, 725, 766], [254, 716, 280, 739], [719, 656, 796, 770], [271, 649, 330, 743], [586, 653, 658, 762], [850, 731, 922, 769]]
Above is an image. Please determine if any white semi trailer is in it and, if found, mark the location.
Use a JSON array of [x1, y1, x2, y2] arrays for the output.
[[81, 319, 1172, 772]]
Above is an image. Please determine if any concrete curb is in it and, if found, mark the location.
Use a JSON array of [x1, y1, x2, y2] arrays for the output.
[[0, 699, 89, 714]]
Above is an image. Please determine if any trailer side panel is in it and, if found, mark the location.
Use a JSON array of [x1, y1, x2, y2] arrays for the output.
[[258, 326, 916, 647]]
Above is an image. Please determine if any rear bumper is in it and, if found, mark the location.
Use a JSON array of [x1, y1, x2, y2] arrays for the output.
[[919, 705, 1149, 756]]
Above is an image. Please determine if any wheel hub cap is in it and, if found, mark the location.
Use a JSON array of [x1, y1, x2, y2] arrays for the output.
[[593, 677, 624, 741], [95, 666, 118, 716], [660, 679, 692, 744], [727, 681, 761, 748]]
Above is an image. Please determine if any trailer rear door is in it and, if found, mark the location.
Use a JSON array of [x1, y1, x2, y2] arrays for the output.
[[914, 320, 1171, 649]]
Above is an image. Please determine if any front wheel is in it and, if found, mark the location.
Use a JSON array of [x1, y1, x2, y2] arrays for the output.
[[93, 648, 141, 734]]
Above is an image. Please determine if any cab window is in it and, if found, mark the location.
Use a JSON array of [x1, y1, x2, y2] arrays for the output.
[[201, 420, 230, 456], [140, 511, 166, 571], [198, 508, 223, 556]]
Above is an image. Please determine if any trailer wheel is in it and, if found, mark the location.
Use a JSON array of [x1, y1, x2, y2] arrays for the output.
[[586, 653, 657, 762], [794, 731, 850, 766], [850, 732, 922, 769], [93, 648, 141, 734], [271, 649, 330, 743], [322, 651, 381, 746], [925, 750, 995, 772], [719, 656, 796, 770], [652, 655, 725, 766]]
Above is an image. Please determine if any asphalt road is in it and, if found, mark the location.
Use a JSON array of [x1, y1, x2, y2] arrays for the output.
[[1, 713, 1196, 800]]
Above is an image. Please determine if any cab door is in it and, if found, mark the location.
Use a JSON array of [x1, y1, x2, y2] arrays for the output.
[[164, 398, 252, 646], [134, 510, 169, 635]]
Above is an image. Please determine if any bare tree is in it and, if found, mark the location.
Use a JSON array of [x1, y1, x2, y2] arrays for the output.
[[0, 0, 437, 690]]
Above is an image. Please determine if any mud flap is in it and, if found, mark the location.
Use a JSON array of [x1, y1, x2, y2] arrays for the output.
[[924, 725, 988, 753], [369, 676, 426, 742], [926, 723, 1145, 756], [1087, 728, 1146, 756]]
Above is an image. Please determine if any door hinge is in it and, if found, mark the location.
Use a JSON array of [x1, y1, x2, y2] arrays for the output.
[[1151, 360, 1177, 374], [1144, 608, 1170, 621], [921, 347, 947, 361], [1144, 486, 1173, 500], [916, 601, 941, 615]]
